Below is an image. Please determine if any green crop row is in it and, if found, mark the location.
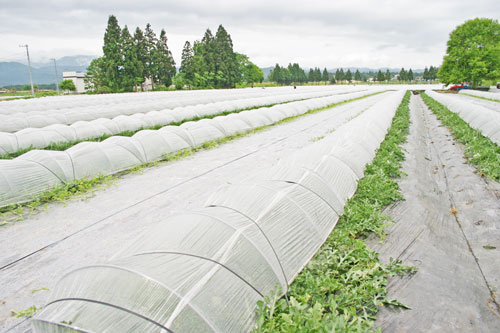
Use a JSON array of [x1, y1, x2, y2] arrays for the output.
[[254, 91, 414, 332], [421, 92, 500, 181]]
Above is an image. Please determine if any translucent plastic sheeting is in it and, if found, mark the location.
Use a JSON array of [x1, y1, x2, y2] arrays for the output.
[[426, 90, 500, 145], [31, 91, 405, 332], [0, 86, 356, 115], [0, 87, 367, 133], [0, 89, 384, 208], [459, 89, 500, 102], [0, 89, 370, 152]]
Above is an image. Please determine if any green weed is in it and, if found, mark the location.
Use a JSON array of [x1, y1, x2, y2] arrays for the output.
[[0, 175, 114, 224], [11, 305, 40, 318]]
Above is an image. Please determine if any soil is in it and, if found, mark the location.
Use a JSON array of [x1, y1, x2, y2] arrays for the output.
[[369, 94, 500, 332]]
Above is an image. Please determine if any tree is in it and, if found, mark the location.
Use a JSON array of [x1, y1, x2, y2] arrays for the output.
[[438, 18, 500, 87], [429, 66, 438, 80], [345, 69, 352, 82], [385, 69, 391, 81], [322, 68, 329, 82], [308, 68, 314, 82], [84, 57, 105, 91], [173, 73, 185, 90], [314, 67, 322, 82], [399, 68, 407, 81], [60, 79, 76, 92], [408, 68, 414, 82], [154, 29, 176, 87], [180, 41, 195, 86], [214, 25, 240, 88], [422, 67, 428, 81], [335, 68, 345, 82], [120, 26, 142, 91], [133, 27, 147, 90], [288, 63, 307, 83], [354, 69, 361, 81], [270, 64, 291, 85], [236, 53, 263, 85], [102, 15, 122, 91], [377, 70, 385, 82]]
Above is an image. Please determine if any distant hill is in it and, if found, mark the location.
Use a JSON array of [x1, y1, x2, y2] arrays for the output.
[[0, 55, 96, 87]]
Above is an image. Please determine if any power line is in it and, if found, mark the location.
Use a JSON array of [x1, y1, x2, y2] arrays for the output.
[[19, 44, 34, 97], [50, 58, 60, 94]]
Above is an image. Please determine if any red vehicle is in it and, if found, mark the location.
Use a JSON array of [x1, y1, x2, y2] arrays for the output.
[[449, 84, 469, 91]]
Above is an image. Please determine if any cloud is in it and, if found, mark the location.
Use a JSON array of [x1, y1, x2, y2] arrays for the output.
[[1, 0, 498, 68]]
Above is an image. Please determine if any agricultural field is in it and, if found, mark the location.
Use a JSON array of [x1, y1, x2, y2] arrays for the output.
[[0, 84, 499, 332]]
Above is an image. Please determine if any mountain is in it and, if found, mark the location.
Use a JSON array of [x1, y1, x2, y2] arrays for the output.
[[0, 55, 96, 87]]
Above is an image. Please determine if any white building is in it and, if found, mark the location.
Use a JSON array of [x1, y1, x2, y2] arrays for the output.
[[62, 71, 87, 93]]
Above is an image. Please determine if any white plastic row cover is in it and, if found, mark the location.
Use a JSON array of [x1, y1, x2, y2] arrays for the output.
[[0, 87, 289, 115], [0, 89, 382, 208], [0, 86, 351, 115], [459, 89, 500, 102], [0, 87, 365, 132], [31, 91, 405, 332], [0, 88, 367, 153], [426, 90, 500, 145]]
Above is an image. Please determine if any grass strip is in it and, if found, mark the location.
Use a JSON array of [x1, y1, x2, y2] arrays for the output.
[[0, 91, 386, 223], [254, 91, 413, 332], [421, 92, 500, 181], [461, 92, 500, 103]]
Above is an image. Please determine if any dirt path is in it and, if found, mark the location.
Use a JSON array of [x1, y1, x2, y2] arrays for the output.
[[371, 94, 500, 332]]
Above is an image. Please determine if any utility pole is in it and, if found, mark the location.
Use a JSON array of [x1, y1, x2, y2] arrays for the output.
[[19, 44, 35, 97], [50, 58, 60, 94]]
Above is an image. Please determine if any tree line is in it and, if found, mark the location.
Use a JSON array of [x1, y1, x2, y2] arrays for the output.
[[269, 63, 439, 85], [86, 15, 263, 93]]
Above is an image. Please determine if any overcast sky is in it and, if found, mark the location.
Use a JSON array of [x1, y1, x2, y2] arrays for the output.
[[1, 0, 499, 69]]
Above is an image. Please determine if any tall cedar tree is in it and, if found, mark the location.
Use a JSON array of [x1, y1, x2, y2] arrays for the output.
[[133, 27, 147, 90], [399, 68, 407, 81], [385, 69, 391, 81], [155, 29, 176, 87], [322, 68, 329, 82], [180, 41, 195, 85], [214, 25, 240, 88], [102, 15, 122, 91], [308, 69, 314, 82], [345, 69, 352, 82], [354, 69, 361, 81], [121, 26, 142, 91], [408, 68, 414, 81], [377, 70, 385, 82], [336, 68, 345, 82], [314, 68, 322, 82]]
